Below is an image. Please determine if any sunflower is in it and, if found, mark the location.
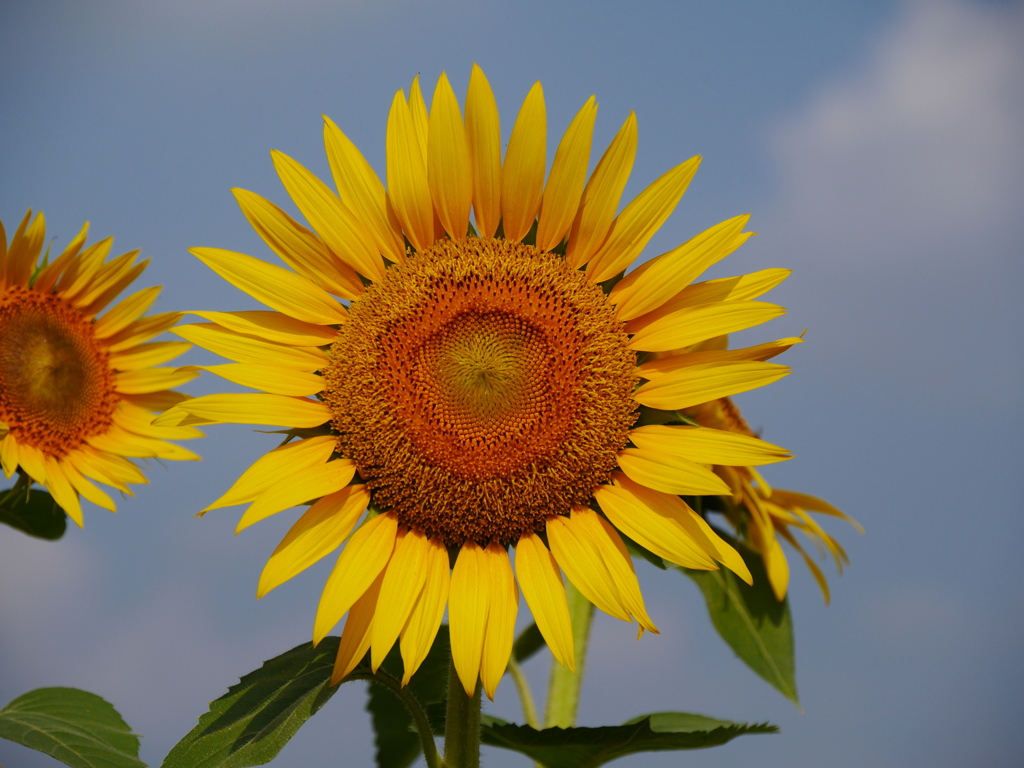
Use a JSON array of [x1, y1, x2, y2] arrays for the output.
[[0, 210, 200, 527], [686, 392, 862, 604], [160, 66, 799, 699]]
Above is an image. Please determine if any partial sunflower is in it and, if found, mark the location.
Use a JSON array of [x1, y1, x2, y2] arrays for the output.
[[160, 66, 799, 699], [0, 211, 200, 526], [686, 389, 862, 604]]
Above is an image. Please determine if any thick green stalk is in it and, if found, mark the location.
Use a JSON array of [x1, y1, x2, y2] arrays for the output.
[[443, 657, 481, 768], [543, 581, 594, 728]]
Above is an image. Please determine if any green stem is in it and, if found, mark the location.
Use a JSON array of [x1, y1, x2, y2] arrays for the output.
[[347, 672, 443, 768], [443, 656, 481, 768], [543, 580, 594, 728], [506, 655, 539, 728]]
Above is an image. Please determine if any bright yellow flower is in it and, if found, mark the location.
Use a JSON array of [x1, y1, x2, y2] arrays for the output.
[[0, 211, 200, 526], [162, 67, 798, 698]]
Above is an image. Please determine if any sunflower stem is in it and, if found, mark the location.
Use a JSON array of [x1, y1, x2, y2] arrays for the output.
[[506, 655, 539, 728], [543, 580, 594, 728], [346, 671, 443, 768], [443, 656, 481, 768]]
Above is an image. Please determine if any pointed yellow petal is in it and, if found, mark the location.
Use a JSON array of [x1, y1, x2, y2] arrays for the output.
[[449, 541, 488, 696], [104, 312, 184, 353], [371, 527, 430, 671], [628, 301, 786, 352], [32, 220, 88, 294], [501, 82, 546, 242], [637, 337, 803, 378], [157, 393, 329, 428], [536, 97, 597, 252], [237, 458, 355, 532], [203, 436, 336, 512], [54, 237, 111, 297], [408, 76, 430, 161], [386, 89, 435, 251], [233, 187, 364, 299], [769, 489, 863, 533], [399, 536, 450, 685], [480, 543, 518, 700], [186, 310, 338, 347], [190, 247, 347, 325], [66, 447, 145, 492], [112, 400, 202, 441], [594, 480, 718, 570], [114, 367, 198, 395], [184, 364, 323, 397], [565, 113, 637, 268], [87, 424, 197, 460], [546, 512, 631, 623], [629, 424, 791, 467], [515, 533, 574, 671], [652, 269, 792, 320], [258, 484, 369, 596], [323, 116, 406, 264], [42, 458, 83, 528], [587, 510, 658, 635], [331, 569, 385, 683], [634, 361, 791, 411], [587, 157, 701, 284], [314, 512, 398, 644], [465, 64, 502, 238], [610, 216, 752, 320], [110, 341, 192, 371], [427, 72, 472, 240], [62, 457, 116, 513], [616, 447, 731, 496], [5, 211, 46, 288], [173, 324, 327, 370]]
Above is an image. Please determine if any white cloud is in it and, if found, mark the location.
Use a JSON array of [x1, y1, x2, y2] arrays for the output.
[[770, 0, 1024, 259]]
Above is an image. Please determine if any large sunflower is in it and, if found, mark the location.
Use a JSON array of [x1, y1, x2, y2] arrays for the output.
[[161, 67, 799, 699], [0, 210, 200, 526]]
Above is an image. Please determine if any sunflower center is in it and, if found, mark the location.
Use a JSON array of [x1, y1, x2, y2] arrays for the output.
[[0, 287, 119, 457], [322, 238, 638, 546]]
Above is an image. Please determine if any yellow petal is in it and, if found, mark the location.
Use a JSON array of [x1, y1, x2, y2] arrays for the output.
[[565, 112, 638, 268], [110, 341, 192, 371], [633, 361, 791, 411], [314, 512, 398, 644], [465, 64, 502, 238], [173, 323, 327, 370], [233, 187, 364, 299], [42, 458, 83, 528], [5, 211, 46, 289], [629, 424, 792, 466], [628, 301, 786, 352], [66, 447, 146, 492], [480, 543, 518, 700], [616, 447, 732, 496], [769, 489, 863, 533], [257, 484, 369, 597], [87, 424, 197, 460], [186, 310, 338, 347], [408, 76, 430, 161], [536, 97, 597, 252], [105, 312, 184, 353], [656, 268, 791, 317], [93, 286, 162, 339], [386, 89, 435, 251], [203, 435, 336, 512], [236, 458, 356, 532], [54, 237, 110, 297], [114, 367, 198, 395], [190, 247, 347, 326], [637, 337, 803, 378], [514, 533, 574, 671], [427, 72, 472, 240], [331, 569, 385, 683], [156, 393, 330, 429], [546, 512, 631, 623], [501, 82, 546, 242], [31, 220, 88, 294], [322, 115, 405, 263], [112, 400, 202, 442], [399, 536, 450, 685], [610, 216, 752, 320], [449, 541, 488, 696], [62, 458, 116, 513], [371, 528, 430, 672], [183, 364, 323, 397], [587, 156, 701, 284], [587, 510, 657, 635]]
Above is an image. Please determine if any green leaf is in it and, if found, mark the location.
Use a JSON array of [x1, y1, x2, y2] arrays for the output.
[[0, 687, 144, 768], [481, 712, 776, 768], [365, 626, 450, 767], [0, 487, 67, 540], [682, 545, 799, 704], [161, 638, 340, 768]]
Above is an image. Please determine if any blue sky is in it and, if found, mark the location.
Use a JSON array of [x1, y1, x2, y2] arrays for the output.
[[1, 1, 1022, 766]]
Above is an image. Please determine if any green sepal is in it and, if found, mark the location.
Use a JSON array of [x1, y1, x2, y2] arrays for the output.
[[160, 638, 341, 768], [0, 486, 67, 540], [365, 626, 450, 767], [0, 687, 144, 768], [682, 544, 800, 705], [632, 405, 699, 428], [512, 622, 545, 664], [481, 712, 777, 768]]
